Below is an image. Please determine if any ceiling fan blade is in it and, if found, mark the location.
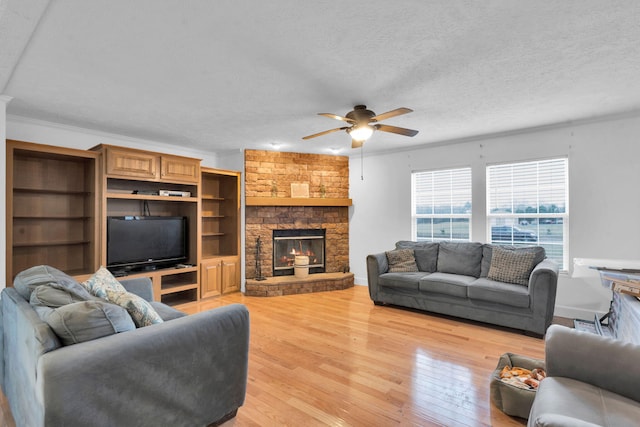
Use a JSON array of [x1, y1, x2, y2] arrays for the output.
[[302, 127, 349, 140], [351, 139, 364, 149], [318, 113, 356, 124], [370, 107, 413, 122], [375, 124, 419, 137]]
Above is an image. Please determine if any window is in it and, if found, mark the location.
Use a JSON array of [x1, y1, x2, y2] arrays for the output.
[[412, 167, 472, 242], [487, 158, 568, 269]]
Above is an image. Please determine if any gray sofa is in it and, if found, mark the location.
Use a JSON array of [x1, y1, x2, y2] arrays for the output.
[[528, 325, 640, 425], [367, 241, 559, 336], [0, 266, 250, 427]]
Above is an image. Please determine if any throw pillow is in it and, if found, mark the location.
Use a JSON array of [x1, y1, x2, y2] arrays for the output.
[[81, 266, 127, 299], [487, 247, 538, 286], [82, 266, 163, 327], [43, 300, 136, 345], [105, 289, 164, 327], [386, 249, 419, 272], [480, 244, 546, 278]]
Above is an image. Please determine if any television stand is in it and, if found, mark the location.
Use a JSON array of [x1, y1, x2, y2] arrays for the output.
[[114, 266, 199, 307]]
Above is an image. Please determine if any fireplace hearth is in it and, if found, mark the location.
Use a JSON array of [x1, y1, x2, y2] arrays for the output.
[[273, 229, 326, 276]]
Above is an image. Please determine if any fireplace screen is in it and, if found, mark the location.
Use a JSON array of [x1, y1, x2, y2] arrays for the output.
[[273, 229, 326, 276]]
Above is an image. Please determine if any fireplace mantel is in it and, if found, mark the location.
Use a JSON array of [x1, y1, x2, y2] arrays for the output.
[[245, 197, 352, 207]]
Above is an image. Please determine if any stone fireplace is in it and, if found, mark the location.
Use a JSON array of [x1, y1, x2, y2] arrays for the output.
[[244, 150, 353, 296], [273, 228, 326, 276]]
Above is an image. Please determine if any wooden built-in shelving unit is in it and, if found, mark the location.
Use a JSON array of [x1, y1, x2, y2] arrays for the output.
[[5, 140, 242, 308], [6, 141, 100, 284], [200, 167, 241, 299]]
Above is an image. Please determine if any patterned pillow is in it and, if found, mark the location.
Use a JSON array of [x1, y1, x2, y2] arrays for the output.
[[105, 289, 164, 327], [487, 247, 538, 286], [81, 266, 127, 299], [82, 266, 163, 327], [386, 249, 419, 272]]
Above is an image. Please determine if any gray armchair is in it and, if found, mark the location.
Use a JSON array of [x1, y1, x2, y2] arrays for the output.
[[1, 275, 250, 427], [528, 325, 640, 426]]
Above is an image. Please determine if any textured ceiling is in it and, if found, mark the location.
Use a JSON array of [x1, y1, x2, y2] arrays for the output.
[[2, 0, 640, 156]]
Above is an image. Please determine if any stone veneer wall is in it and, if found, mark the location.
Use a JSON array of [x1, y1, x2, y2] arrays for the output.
[[245, 150, 350, 279]]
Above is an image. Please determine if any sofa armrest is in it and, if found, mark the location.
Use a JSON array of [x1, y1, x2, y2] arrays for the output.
[[527, 259, 559, 332], [37, 303, 250, 427], [366, 253, 388, 302], [120, 277, 154, 301], [545, 324, 640, 402]]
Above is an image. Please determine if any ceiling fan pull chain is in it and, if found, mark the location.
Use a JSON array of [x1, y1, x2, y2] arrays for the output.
[[361, 145, 364, 180]]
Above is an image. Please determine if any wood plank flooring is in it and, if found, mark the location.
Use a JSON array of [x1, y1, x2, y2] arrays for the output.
[[1, 286, 553, 426]]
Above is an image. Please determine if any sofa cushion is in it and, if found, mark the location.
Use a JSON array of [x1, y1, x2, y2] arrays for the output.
[[386, 249, 419, 272], [378, 272, 427, 290], [13, 265, 83, 301], [42, 300, 136, 345], [418, 272, 474, 298], [487, 247, 538, 286], [467, 278, 530, 308], [395, 241, 439, 272], [529, 377, 640, 427], [437, 241, 483, 277], [29, 283, 95, 308], [480, 244, 545, 278], [82, 267, 163, 327]]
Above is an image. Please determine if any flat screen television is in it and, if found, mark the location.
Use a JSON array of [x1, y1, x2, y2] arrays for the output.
[[107, 216, 187, 272]]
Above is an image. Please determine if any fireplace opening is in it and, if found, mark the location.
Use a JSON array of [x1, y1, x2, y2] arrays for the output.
[[273, 229, 326, 276]]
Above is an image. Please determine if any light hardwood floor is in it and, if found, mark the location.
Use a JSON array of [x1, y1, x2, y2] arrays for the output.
[[1, 285, 554, 426]]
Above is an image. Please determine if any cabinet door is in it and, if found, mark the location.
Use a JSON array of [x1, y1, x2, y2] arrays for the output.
[[161, 155, 200, 183], [105, 147, 159, 179], [221, 256, 241, 294], [201, 259, 222, 299]]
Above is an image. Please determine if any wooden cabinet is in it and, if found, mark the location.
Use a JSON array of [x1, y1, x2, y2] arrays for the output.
[[104, 146, 159, 180], [6, 140, 100, 284], [200, 168, 241, 296], [160, 154, 200, 183], [99, 144, 199, 183], [201, 256, 240, 298]]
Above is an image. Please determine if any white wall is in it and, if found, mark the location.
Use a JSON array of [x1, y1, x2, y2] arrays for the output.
[[7, 116, 220, 166], [349, 113, 640, 319]]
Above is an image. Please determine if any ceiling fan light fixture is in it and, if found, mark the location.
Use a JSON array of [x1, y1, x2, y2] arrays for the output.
[[348, 124, 374, 142]]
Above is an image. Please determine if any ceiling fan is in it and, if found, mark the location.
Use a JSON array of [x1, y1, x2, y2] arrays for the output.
[[302, 105, 419, 148]]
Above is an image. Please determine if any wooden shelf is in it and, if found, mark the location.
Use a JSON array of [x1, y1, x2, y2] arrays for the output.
[[13, 240, 91, 248], [14, 188, 91, 195], [106, 192, 198, 202], [14, 216, 91, 220], [160, 282, 199, 295], [246, 197, 352, 207]]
